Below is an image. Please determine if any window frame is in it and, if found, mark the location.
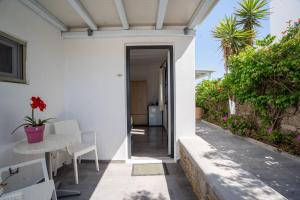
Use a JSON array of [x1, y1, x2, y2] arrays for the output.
[[0, 31, 27, 84]]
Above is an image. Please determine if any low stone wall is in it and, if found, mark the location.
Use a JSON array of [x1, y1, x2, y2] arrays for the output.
[[179, 143, 217, 200], [179, 137, 287, 200]]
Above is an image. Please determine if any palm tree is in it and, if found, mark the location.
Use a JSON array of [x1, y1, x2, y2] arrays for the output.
[[235, 0, 269, 45], [212, 16, 253, 115], [212, 16, 253, 73]]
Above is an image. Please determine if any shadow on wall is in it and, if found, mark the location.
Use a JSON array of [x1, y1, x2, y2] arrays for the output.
[[63, 111, 127, 160], [123, 190, 167, 200], [164, 163, 197, 200]]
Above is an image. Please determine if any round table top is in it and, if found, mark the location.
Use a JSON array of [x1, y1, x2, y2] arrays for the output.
[[14, 134, 77, 155]]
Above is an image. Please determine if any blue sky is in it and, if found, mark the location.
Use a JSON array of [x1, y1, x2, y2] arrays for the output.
[[195, 0, 270, 79]]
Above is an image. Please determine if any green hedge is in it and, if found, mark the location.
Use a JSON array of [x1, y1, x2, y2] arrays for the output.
[[224, 22, 300, 130], [196, 80, 228, 123]]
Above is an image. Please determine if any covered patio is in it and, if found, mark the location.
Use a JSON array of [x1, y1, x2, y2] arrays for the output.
[[0, 0, 217, 199], [3, 0, 298, 199]]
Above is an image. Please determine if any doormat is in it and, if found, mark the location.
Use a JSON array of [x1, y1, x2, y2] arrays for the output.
[[132, 163, 169, 176]]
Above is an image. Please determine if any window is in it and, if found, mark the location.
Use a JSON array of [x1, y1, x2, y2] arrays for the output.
[[0, 31, 26, 84]]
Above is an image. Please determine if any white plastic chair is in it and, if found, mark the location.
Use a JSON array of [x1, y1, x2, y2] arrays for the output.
[[0, 158, 57, 200], [53, 120, 99, 184]]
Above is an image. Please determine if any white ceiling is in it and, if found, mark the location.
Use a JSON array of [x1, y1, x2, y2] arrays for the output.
[[19, 0, 218, 38], [37, 0, 122, 28], [33, 0, 217, 30], [164, 0, 202, 26], [37, 0, 84, 28], [124, 0, 158, 26]]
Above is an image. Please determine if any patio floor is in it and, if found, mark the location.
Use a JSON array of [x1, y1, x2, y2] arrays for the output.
[[55, 161, 197, 200], [196, 120, 300, 200]]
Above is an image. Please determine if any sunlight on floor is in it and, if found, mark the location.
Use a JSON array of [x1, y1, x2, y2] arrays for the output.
[[131, 128, 146, 135], [89, 163, 196, 200]]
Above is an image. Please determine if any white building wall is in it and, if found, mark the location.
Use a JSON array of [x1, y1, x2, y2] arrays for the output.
[[63, 37, 196, 160], [270, 0, 300, 38], [0, 0, 196, 169], [0, 0, 65, 188], [174, 38, 196, 158]]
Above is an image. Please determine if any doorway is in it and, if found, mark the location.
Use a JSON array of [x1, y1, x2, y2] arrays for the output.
[[126, 46, 174, 160]]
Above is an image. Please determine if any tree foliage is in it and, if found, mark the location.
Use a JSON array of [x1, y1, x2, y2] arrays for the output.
[[196, 80, 229, 122], [235, 0, 269, 31], [197, 22, 300, 155], [223, 22, 300, 129], [235, 0, 269, 45], [212, 0, 269, 72], [212, 16, 253, 72]]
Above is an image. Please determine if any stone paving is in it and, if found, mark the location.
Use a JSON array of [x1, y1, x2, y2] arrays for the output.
[[55, 162, 197, 200], [196, 120, 300, 200]]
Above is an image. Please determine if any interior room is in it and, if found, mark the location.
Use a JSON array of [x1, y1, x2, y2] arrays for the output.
[[129, 48, 170, 159]]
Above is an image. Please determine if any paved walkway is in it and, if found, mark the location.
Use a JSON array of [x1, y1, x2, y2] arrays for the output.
[[196, 121, 300, 200]]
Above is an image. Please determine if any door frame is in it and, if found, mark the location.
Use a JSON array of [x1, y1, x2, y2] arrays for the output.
[[126, 45, 175, 159]]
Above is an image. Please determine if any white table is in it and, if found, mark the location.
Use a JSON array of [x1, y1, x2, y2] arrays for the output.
[[14, 134, 80, 199]]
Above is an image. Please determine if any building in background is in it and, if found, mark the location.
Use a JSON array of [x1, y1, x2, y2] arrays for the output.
[[270, 0, 300, 38], [195, 69, 214, 83]]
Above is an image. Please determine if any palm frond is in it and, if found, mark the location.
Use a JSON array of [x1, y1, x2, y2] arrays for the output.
[[212, 15, 253, 58], [235, 0, 269, 31]]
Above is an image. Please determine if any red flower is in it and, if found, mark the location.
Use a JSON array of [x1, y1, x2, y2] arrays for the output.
[[39, 101, 46, 111], [296, 134, 300, 142], [31, 97, 39, 109], [31, 96, 47, 111]]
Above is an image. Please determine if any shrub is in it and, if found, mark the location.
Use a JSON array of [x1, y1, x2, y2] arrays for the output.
[[223, 114, 253, 136], [267, 130, 284, 144], [196, 80, 229, 122], [224, 22, 300, 130]]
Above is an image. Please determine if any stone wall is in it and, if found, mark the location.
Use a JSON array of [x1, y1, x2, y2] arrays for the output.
[[237, 103, 300, 134], [179, 143, 218, 200], [281, 106, 300, 134]]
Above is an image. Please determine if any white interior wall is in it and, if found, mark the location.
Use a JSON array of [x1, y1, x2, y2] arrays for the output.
[[270, 0, 300, 38], [130, 62, 160, 105], [63, 37, 196, 160], [0, 0, 65, 188]]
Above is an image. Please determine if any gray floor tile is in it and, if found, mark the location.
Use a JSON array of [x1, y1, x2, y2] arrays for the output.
[[196, 121, 300, 200]]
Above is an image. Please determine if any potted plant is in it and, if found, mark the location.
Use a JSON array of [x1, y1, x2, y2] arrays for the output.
[[11, 96, 53, 143], [195, 87, 203, 121], [195, 105, 203, 120]]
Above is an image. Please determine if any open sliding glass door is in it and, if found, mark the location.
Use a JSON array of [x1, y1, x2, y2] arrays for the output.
[[167, 50, 172, 156]]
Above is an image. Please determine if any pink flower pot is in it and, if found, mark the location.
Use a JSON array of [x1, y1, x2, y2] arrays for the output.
[[24, 125, 45, 143]]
